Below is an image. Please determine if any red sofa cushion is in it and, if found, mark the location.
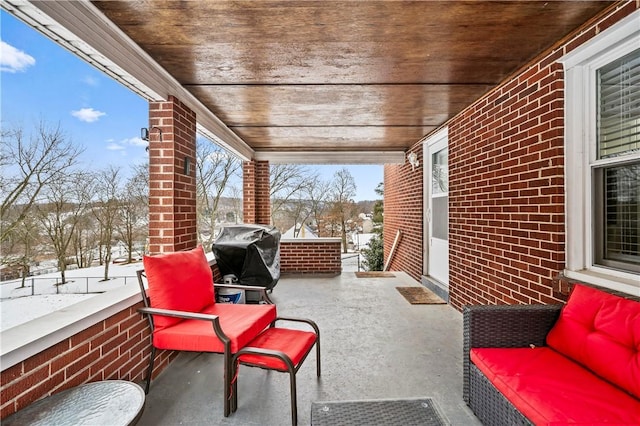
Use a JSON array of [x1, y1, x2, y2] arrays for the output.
[[152, 303, 277, 353], [143, 246, 215, 331], [238, 328, 317, 371], [471, 347, 640, 425], [546, 284, 640, 399]]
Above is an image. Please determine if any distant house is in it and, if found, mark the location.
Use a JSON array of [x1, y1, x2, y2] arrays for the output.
[[282, 224, 318, 239]]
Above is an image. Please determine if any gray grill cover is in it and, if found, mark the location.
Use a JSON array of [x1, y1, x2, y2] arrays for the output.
[[212, 224, 281, 290]]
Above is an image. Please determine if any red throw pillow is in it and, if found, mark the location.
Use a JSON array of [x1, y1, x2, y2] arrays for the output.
[[546, 284, 640, 399], [143, 246, 215, 331]]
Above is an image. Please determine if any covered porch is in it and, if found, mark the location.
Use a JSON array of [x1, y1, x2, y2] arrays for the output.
[[1, 0, 639, 423], [137, 272, 480, 426]]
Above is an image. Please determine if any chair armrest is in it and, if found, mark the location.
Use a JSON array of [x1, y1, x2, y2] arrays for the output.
[[138, 306, 219, 322], [462, 304, 562, 403], [138, 307, 231, 344], [215, 283, 274, 304], [463, 304, 562, 350], [275, 316, 320, 335]]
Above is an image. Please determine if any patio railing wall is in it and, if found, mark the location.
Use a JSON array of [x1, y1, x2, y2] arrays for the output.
[[0, 300, 178, 419], [280, 239, 342, 274]]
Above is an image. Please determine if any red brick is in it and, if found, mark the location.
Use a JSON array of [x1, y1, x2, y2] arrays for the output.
[[389, 4, 639, 312]]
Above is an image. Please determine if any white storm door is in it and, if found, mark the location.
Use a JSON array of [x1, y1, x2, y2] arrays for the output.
[[425, 131, 449, 286]]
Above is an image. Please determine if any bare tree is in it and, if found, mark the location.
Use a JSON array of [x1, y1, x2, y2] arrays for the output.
[[228, 183, 243, 224], [327, 168, 357, 253], [1, 121, 82, 243], [36, 172, 93, 284], [270, 164, 318, 228], [281, 177, 331, 237], [117, 163, 149, 262], [196, 140, 241, 249], [92, 167, 122, 280], [71, 212, 98, 269], [306, 179, 331, 235], [1, 212, 41, 287]]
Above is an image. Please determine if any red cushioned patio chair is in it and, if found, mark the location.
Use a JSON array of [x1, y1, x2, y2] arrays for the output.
[[137, 246, 320, 424]]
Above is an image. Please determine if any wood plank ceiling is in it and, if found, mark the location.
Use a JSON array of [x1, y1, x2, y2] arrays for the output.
[[91, 0, 612, 162]]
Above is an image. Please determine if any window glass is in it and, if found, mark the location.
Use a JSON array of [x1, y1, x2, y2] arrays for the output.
[[595, 164, 640, 271], [597, 48, 640, 159], [431, 148, 448, 194], [595, 48, 640, 272]]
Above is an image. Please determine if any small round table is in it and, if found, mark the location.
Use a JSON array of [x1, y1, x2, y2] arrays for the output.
[[3, 380, 145, 426]]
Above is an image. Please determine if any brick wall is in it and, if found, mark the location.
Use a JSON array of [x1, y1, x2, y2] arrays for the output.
[[280, 240, 342, 274], [243, 160, 271, 225], [447, 52, 567, 308], [148, 95, 198, 254], [0, 302, 177, 419], [242, 161, 256, 223], [448, 1, 638, 310], [383, 145, 424, 279], [384, 1, 638, 311], [0, 260, 226, 419]]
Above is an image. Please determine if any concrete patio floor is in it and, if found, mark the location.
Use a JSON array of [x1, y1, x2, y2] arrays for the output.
[[136, 272, 481, 425]]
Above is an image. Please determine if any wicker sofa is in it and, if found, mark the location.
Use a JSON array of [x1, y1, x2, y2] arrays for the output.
[[463, 284, 640, 425]]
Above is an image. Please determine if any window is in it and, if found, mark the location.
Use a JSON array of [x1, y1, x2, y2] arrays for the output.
[[562, 10, 640, 294], [594, 49, 640, 273]]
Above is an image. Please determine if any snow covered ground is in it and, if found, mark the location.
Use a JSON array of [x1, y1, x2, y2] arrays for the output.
[[1, 254, 363, 331], [0, 261, 143, 330]]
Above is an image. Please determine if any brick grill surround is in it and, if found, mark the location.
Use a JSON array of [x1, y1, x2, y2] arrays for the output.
[[280, 240, 342, 274]]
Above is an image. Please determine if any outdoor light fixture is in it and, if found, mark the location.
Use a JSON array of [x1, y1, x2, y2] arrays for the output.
[[407, 152, 420, 171], [140, 126, 163, 142]]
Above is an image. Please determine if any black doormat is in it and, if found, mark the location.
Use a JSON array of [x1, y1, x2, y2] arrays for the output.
[[355, 271, 395, 278], [311, 398, 449, 426], [396, 286, 446, 305]]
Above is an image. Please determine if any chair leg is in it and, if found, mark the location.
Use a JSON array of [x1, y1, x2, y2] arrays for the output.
[[231, 360, 238, 413], [289, 368, 297, 426], [144, 346, 156, 394], [315, 337, 321, 378], [224, 351, 232, 417]]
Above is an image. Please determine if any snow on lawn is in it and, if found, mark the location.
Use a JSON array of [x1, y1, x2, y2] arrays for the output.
[[0, 261, 144, 331], [1, 294, 95, 330]]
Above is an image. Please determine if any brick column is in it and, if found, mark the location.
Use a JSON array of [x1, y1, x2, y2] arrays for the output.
[[148, 96, 197, 254], [243, 160, 271, 225]]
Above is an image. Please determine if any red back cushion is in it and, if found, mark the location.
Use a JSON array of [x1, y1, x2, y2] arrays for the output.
[[546, 284, 640, 398], [143, 246, 214, 331]]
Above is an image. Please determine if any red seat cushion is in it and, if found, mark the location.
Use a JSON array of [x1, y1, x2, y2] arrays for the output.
[[143, 246, 214, 331], [546, 284, 640, 399], [471, 347, 640, 425], [238, 328, 317, 371], [152, 303, 277, 353]]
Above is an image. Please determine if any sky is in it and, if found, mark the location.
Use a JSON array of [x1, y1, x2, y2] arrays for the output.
[[1, 11, 383, 201]]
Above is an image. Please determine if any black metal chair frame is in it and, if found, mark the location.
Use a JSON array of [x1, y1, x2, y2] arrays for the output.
[[137, 266, 321, 424], [231, 317, 321, 425], [136, 268, 274, 418]]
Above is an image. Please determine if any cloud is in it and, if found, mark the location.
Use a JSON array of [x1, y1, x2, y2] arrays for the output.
[[1, 41, 36, 73], [105, 137, 147, 152], [82, 75, 99, 86], [106, 143, 125, 151], [71, 107, 106, 123], [123, 137, 147, 147]]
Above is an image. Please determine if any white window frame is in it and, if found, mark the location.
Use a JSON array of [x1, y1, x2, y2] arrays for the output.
[[561, 10, 640, 295]]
